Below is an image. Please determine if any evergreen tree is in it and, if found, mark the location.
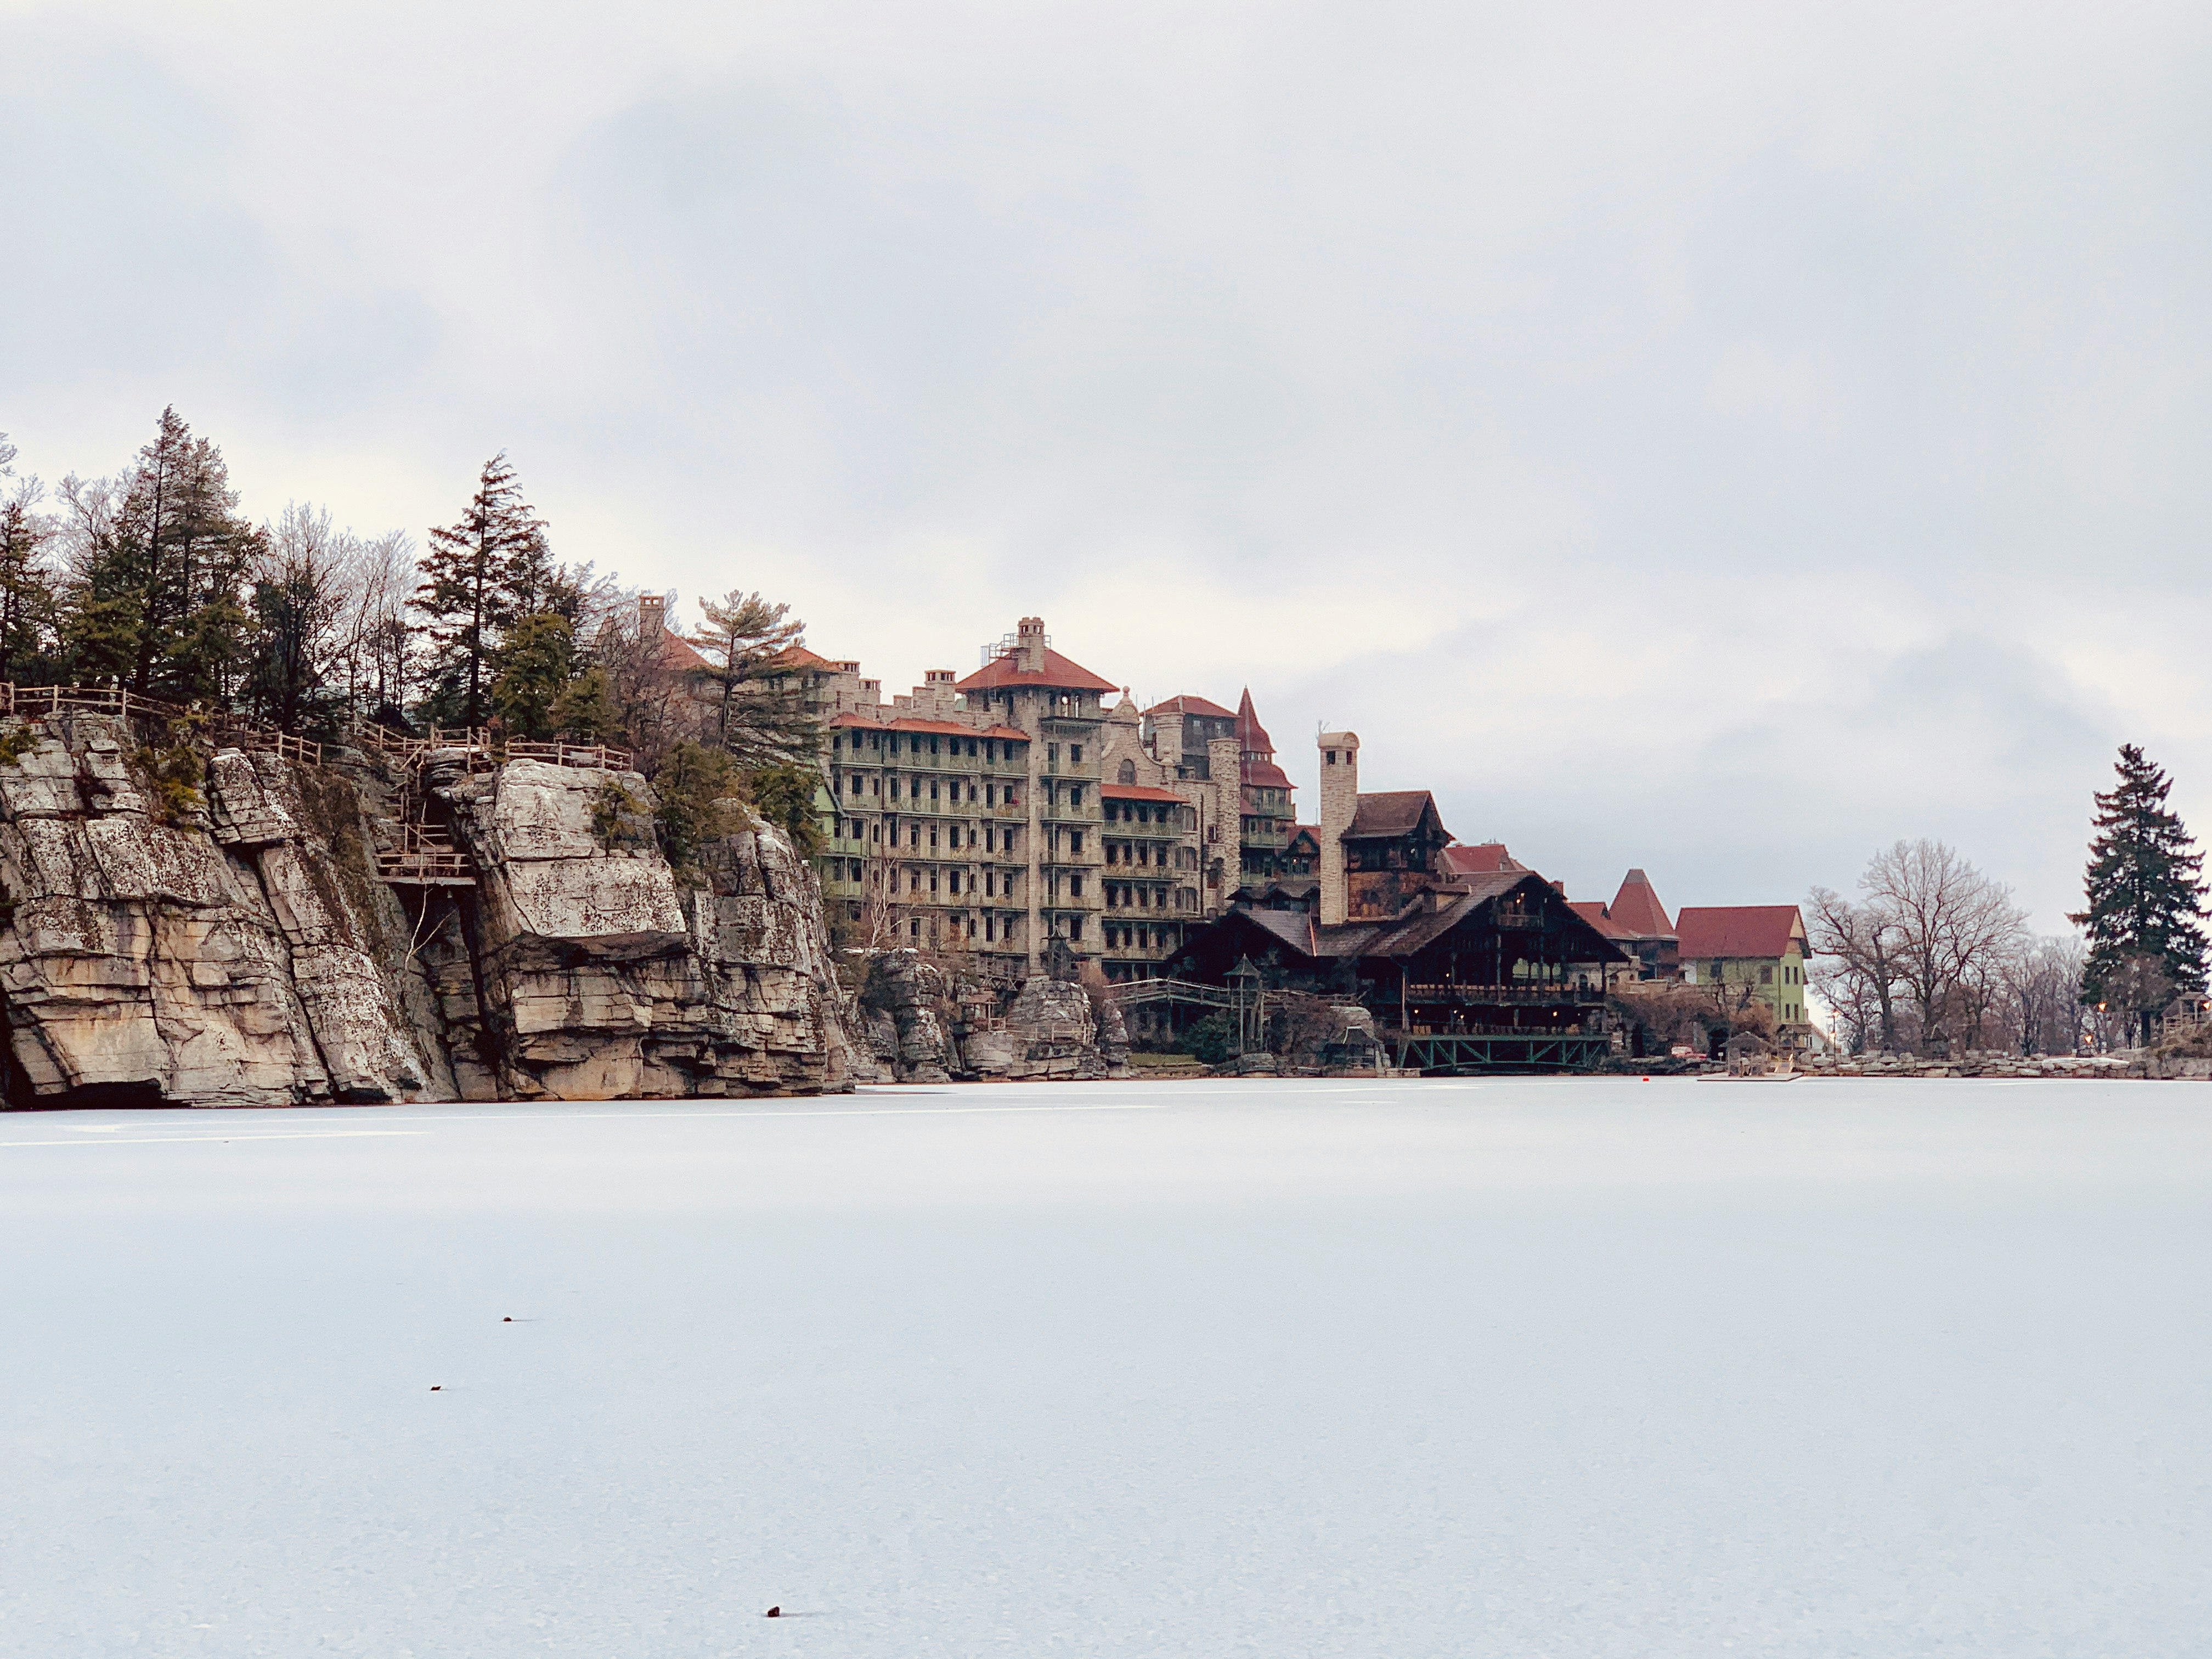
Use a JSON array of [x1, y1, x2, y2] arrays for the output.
[[685, 588, 815, 768], [2072, 743, 2209, 1042], [64, 408, 260, 702], [549, 664, 618, 742], [489, 612, 575, 740], [414, 454, 548, 728], [0, 481, 59, 685]]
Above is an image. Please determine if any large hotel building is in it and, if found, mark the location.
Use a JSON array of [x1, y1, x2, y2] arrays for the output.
[[763, 616, 1305, 982]]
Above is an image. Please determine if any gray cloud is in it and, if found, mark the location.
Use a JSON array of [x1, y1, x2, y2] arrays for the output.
[[5, 0, 2209, 929]]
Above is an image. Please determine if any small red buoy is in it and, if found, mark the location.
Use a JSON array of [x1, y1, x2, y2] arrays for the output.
[[503, 1316, 514, 1322], [765, 1606, 781, 1618]]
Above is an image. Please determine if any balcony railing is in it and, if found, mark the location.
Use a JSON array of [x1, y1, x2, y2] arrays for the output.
[[1402, 983, 1607, 1005]]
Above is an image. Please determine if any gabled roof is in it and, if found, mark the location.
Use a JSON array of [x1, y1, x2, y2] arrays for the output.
[[1439, 842, 1526, 878], [1215, 871, 1627, 964], [1675, 905, 1807, 961], [1286, 824, 1321, 851], [1570, 899, 1631, 939], [1144, 693, 1236, 720], [1243, 758, 1293, 789], [660, 630, 709, 670], [1345, 790, 1447, 840], [1102, 784, 1183, 803], [959, 648, 1119, 694], [1607, 867, 1674, 938]]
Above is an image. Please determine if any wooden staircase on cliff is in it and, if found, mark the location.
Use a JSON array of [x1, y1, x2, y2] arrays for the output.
[[350, 723, 634, 887]]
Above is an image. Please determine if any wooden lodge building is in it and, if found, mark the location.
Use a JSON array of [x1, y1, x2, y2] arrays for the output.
[[1163, 729, 1628, 1071]]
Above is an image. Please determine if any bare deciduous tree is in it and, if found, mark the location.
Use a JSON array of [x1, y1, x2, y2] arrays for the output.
[[1810, 840, 2028, 1056], [1865, 839, 2029, 1055]]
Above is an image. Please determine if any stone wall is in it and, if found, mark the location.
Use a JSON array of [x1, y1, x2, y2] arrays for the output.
[[0, 715, 857, 1108]]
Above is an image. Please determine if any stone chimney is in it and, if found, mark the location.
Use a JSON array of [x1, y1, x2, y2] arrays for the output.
[[639, 594, 667, 639], [1017, 616, 1047, 674], [1318, 730, 1359, 926]]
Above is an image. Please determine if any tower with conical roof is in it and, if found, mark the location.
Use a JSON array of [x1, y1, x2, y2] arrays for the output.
[[1234, 689, 1299, 884]]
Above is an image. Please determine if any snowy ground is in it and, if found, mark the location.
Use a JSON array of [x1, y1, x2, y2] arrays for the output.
[[4, 1078, 2211, 1658]]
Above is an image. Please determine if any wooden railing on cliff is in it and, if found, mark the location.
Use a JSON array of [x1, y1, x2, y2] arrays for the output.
[[349, 723, 631, 774], [0, 683, 323, 765], [1, 686, 635, 887], [351, 726, 632, 886]]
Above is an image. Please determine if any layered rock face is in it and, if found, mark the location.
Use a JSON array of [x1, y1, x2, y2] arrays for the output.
[[0, 716, 854, 1108], [0, 716, 438, 1107], [421, 756, 853, 1100], [852, 948, 1130, 1084]]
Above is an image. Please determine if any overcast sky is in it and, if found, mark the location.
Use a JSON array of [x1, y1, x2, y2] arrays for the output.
[[5, 0, 2209, 928]]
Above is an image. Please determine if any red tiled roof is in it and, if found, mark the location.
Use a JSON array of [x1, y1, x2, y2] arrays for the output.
[[1675, 906, 1805, 961], [957, 647, 1119, 694], [1439, 842, 1525, 877], [1144, 693, 1236, 719], [1570, 899, 1630, 939], [660, 630, 709, 670], [827, 713, 1024, 741], [1607, 867, 1674, 937], [1242, 758, 1293, 789], [1287, 824, 1320, 850], [1102, 785, 1183, 803]]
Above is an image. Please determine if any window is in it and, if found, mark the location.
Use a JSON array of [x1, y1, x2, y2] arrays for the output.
[[1070, 744, 1083, 764], [1759, 966, 1773, 985], [910, 918, 921, 940], [870, 823, 880, 843], [909, 825, 919, 848], [1069, 918, 1084, 942], [1070, 873, 1084, 897], [930, 736, 940, 755], [1070, 831, 1084, 856], [930, 780, 940, 801], [985, 785, 996, 807], [1048, 744, 1059, 765], [1069, 786, 1083, 807], [985, 871, 995, 897], [1326, 750, 1338, 765], [1119, 760, 1136, 785], [929, 825, 939, 849]]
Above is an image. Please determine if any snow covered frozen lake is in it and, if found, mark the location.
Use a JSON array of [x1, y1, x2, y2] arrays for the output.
[[4, 1076, 2210, 1657]]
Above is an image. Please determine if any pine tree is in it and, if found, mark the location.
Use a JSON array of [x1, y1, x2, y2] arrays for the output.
[[685, 588, 815, 768], [2072, 743, 2209, 1042], [489, 612, 575, 740], [414, 454, 548, 728], [0, 482, 59, 685], [65, 409, 260, 702]]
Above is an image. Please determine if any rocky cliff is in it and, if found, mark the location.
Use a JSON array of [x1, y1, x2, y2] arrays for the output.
[[850, 948, 1130, 1084], [0, 713, 856, 1108]]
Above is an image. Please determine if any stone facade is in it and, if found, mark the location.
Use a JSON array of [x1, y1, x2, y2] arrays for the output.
[[812, 617, 1114, 979]]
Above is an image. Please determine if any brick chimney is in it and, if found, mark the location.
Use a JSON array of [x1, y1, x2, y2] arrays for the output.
[[1318, 730, 1358, 926], [639, 594, 666, 638], [1017, 616, 1047, 674]]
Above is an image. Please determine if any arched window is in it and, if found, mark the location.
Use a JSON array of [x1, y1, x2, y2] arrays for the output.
[[1118, 759, 1137, 785]]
